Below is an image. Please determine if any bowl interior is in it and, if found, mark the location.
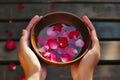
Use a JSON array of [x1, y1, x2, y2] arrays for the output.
[[31, 12, 91, 66]]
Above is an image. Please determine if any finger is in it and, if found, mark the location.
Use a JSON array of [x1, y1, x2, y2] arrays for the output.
[[82, 16, 97, 36], [41, 64, 47, 80], [82, 16, 99, 47], [26, 15, 41, 32], [82, 16, 95, 31], [21, 29, 29, 44]]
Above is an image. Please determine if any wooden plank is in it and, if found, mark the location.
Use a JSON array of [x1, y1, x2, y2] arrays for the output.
[[0, 0, 120, 3], [0, 41, 18, 61], [94, 65, 120, 80], [93, 21, 120, 40], [0, 4, 120, 20], [0, 65, 24, 80], [0, 65, 120, 80], [0, 41, 120, 62], [0, 21, 120, 40], [0, 22, 27, 40], [100, 41, 120, 60]]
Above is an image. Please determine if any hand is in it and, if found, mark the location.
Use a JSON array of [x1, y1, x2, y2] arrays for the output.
[[71, 16, 100, 80], [18, 15, 47, 80]]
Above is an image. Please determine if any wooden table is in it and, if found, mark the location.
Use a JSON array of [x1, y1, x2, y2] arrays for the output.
[[0, 0, 120, 80]]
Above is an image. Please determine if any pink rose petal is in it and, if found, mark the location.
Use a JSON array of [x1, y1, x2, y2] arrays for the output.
[[38, 45, 49, 53], [9, 19, 13, 23], [75, 39, 84, 47], [65, 47, 78, 57], [61, 54, 72, 62], [36, 37, 46, 45], [55, 47, 63, 54], [43, 52, 59, 62], [47, 27, 56, 37], [47, 39, 59, 49]]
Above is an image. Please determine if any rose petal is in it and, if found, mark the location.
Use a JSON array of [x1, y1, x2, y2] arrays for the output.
[[9, 63, 16, 70], [9, 19, 13, 23], [5, 40, 16, 50], [58, 37, 68, 48], [18, 4, 24, 10], [65, 47, 78, 57], [68, 30, 80, 39], [47, 39, 59, 49], [19, 75, 25, 80], [36, 37, 46, 45], [55, 47, 63, 54], [50, 4, 55, 9], [61, 54, 72, 62], [43, 52, 59, 62], [46, 27, 56, 37], [53, 24, 63, 32], [75, 39, 85, 47], [38, 45, 49, 53]]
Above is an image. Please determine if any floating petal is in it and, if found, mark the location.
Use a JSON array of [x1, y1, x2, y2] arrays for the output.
[[65, 47, 78, 57], [47, 39, 59, 49], [53, 24, 63, 32], [61, 54, 72, 62], [43, 52, 59, 62], [36, 37, 46, 45], [68, 30, 80, 39], [75, 39, 85, 47], [58, 37, 68, 48], [47, 27, 56, 37]]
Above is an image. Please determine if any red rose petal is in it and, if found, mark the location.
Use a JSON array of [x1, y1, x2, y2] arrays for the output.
[[54, 24, 63, 32], [47, 39, 59, 49], [19, 75, 25, 80], [68, 30, 80, 39], [8, 32, 13, 37], [58, 37, 68, 48], [50, 4, 55, 9], [61, 54, 72, 62], [9, 63, 16, 70], [18, 4, 24, 10], [5, 40, 16, 50]]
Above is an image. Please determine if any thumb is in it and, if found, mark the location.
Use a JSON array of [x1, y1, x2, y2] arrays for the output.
[[21, 29, 29, 46]]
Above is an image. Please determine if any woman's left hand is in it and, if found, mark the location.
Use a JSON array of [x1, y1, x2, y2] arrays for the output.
[[18, 15, 47, 80]]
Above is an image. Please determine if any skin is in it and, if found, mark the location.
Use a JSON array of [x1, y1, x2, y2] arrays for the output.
[[18, 15, 47, 80], [71, 16, 100, 80], [18, 15, 100, 80]]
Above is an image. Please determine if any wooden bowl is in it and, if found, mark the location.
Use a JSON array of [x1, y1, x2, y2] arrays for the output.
[[30, 12, 91, 66]]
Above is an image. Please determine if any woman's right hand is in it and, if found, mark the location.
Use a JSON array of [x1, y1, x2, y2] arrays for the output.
[[71, 16, 100, 80]]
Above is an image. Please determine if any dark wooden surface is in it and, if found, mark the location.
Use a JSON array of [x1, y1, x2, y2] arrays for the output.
[[0, 0, 120, 80]]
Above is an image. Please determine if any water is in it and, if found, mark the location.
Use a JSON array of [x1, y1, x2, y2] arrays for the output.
[[36, 23, 84, 62]]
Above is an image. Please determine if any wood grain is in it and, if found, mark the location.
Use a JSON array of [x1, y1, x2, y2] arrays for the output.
[[0, 4, 120, 20]]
